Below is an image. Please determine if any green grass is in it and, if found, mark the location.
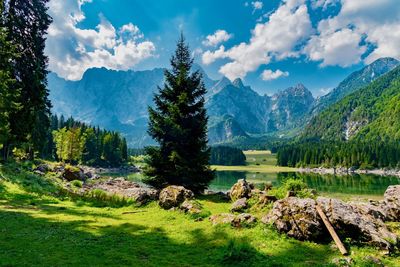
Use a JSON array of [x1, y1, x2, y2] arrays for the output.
[[212, 150, 297, 173], [0, 162, 399, 266]]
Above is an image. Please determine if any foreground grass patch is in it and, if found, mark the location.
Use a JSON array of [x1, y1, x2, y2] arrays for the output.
[[1, 163, 399, 266]]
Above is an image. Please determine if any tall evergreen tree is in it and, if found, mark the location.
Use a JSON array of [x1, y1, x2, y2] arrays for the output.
[[6, 0, 52, 158], [0, 0, 20, 160], [144, 34, 214, 193]]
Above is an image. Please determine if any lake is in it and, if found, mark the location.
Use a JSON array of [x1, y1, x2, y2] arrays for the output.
[[117, 170, 400, 199], [211, 171, 400, 199]]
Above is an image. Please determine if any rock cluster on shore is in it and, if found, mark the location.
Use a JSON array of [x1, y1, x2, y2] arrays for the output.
[[262, 185, 400, 252], [299, 166, 400, 177], [79, 178, 158, 205]]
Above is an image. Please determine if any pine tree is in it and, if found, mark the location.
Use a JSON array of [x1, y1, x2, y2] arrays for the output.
[[6, 0, 52, 158], [144, 34, 214, 193], [0, 0, 20, 160]]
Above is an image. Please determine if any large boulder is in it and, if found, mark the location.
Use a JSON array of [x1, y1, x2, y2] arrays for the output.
[[158, 185, 194, 209], [317, 197, 398, 251], [382, 185, 400, 221], [263, 196, 398, 251], [231, 198, 247, 212], [262, 197, 324, 241], [62, 165, 86, 181], [229, 179, 251, 201]]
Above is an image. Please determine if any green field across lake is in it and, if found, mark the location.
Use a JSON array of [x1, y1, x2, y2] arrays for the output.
[[212, 150, 297, 173]]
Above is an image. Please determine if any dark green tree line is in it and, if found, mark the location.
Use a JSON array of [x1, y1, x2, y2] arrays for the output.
[[277, 140, 400, 169], [144, 34, 214, 192], [210, 146, 246, 166]]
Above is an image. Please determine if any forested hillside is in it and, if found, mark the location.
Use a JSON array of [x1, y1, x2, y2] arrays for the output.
[[278, 65, 400, 168], [50, 116, 128, 167], [303, 65, 400, 141]]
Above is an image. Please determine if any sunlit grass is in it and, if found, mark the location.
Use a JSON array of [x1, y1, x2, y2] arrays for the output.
[[0, 163, 399, 266]]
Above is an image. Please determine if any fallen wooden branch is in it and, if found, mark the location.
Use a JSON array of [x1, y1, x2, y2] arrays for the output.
[[122, 210, 147, 214], [316, 204, 348, 255]]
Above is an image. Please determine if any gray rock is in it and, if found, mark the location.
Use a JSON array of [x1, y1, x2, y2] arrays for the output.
[[229, 179, 251, 201], [124, 187, 159, 205], [318, 197, 397, 251], [233, 213, 257, 227], [158, 185, 194, 210], [262, 197, 324, 241], [180, 200, 202, 215], [263, 196, 398, 251], [209, 213, 256, 228], [231, 198, 247, 212], [209, 213, 236, 225], [382, 185, 400, 221]]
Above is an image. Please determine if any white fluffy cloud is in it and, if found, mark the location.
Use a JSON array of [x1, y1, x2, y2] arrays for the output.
[[202, 30, 233, 47], [304, 28, 366, 67], [46, 0, 155, 80], [203, 0, 400, 80], [252, 1, 263, 12], [305, 0, 400, 65], [261, 69, 289, 81], [202, 0, 312, 80]]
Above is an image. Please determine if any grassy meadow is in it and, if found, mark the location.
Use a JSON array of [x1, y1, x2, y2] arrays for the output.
[[211, 150, 297, 173], [1, 161, 400, 266]]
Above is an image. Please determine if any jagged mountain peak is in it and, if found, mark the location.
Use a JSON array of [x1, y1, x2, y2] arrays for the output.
[[274, 83, 313, 99], [232, 78, 244, 88]]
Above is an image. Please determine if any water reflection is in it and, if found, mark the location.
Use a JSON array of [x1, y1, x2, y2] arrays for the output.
[[210, 171, 400, 196]]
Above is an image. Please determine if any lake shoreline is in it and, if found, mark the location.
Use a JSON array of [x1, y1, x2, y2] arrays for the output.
[[298, 167, 400, 177]]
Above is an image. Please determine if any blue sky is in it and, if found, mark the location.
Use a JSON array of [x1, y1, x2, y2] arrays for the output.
[[46, 0, 400, 96]]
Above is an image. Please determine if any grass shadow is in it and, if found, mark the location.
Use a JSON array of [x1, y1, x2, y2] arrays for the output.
[[0, 209, 339, 267]]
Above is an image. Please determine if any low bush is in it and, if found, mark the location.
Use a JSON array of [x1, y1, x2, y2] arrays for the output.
[[269, 178, 315, 199], [71, 180, 83, 188]]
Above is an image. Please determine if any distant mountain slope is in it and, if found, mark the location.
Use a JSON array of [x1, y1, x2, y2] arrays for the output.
[[269, 84, 314, 131], [302, 65, 400, 141], [49, 66, 316, 146], [206, 80, 315, 137], [311, 57, 399, 115], [49, 68, 166, 147]]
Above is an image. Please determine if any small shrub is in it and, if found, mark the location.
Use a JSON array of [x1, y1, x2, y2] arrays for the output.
[[269, 178, 314, 199], [283, 178, 307, 192], [71, 180, 83, 188]]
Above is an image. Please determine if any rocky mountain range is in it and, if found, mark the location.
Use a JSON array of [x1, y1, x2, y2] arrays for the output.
[[48, 58, 399, 147]]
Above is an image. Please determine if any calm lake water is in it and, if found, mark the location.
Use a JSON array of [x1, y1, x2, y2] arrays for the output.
[[118, 170, 400, 198], [210, 171, 400, 197]]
